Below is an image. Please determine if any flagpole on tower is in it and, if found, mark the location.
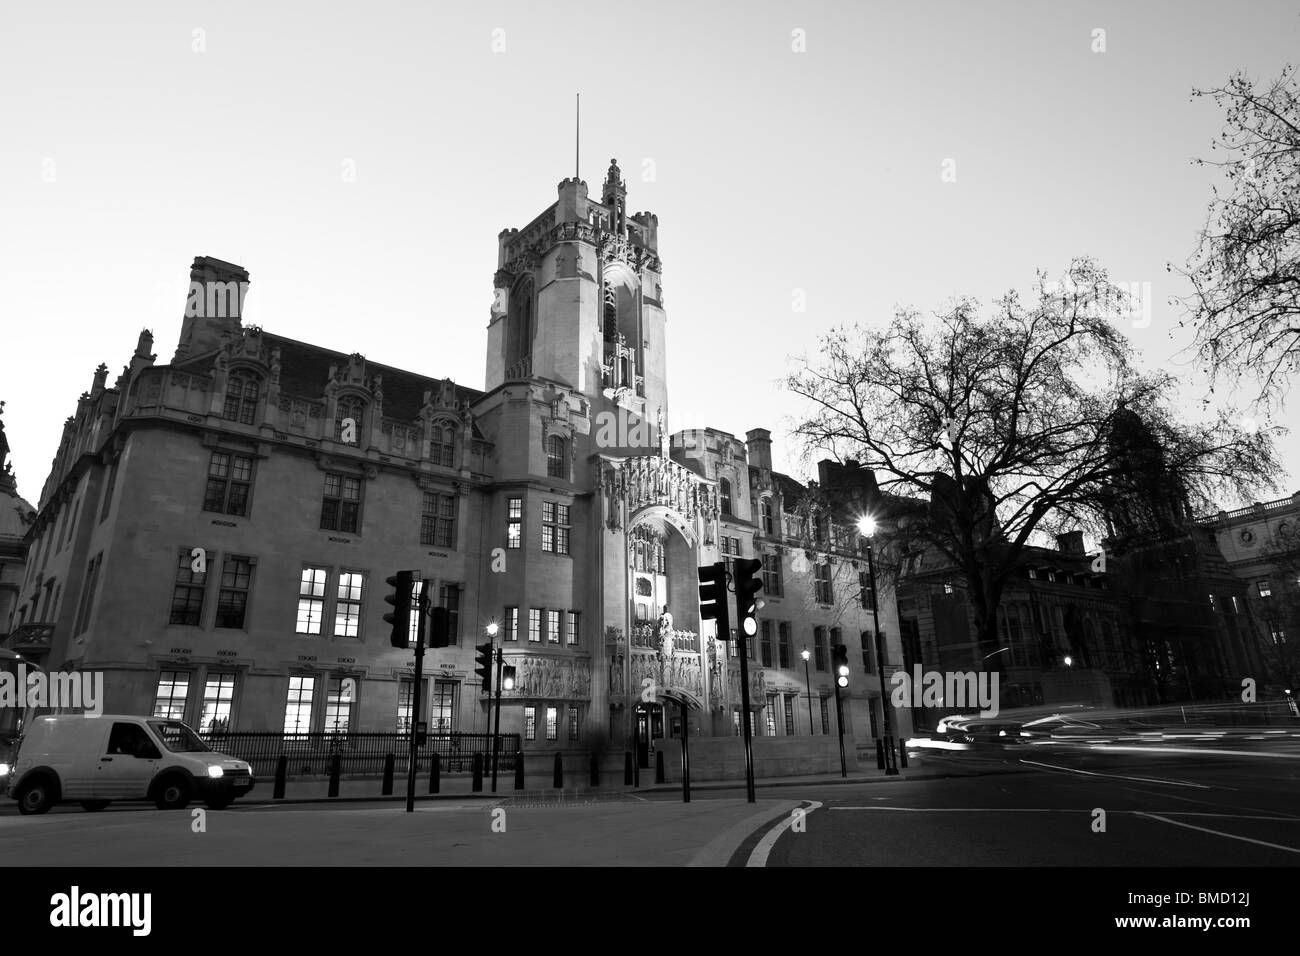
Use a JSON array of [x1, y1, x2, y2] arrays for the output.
[[575, 93, 580, 179]]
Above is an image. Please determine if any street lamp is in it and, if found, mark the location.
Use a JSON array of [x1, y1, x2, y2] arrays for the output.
[[1064, 655, 1073, 668], [801, 647, 814, 735], [486, 621, 499, 637], [857, 514, 899, 776]]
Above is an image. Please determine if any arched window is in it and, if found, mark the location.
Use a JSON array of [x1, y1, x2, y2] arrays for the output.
[[335, 395, 365, 444], [546, 434, 566, 478], [431, 422, 456, 468], [506, 275, 535, 371], [760, 497, 774, 535], [719, 478, 732, 515], [223, 373, 260, 425]]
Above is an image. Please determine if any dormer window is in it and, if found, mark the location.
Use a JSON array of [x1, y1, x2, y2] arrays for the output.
[[719, 478, 732, 516], [335, 396, 366, 444], [223, 372, 260, 425], [760, 498, 774, 535], [431, 422, 456, 468]]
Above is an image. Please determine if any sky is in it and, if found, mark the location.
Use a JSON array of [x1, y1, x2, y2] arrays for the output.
[[2, 0, 1297, 510]]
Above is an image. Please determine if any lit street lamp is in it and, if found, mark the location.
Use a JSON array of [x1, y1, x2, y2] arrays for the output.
[[801, 647, 814, 735], [857, 514, 899, 776]]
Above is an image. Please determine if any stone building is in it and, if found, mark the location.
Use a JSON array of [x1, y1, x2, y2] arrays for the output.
[[6, 159, 906, 771], [0, 408, 36, 640]]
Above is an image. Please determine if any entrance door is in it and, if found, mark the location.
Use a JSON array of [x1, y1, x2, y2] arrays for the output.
[[634, 703, 663, 768]]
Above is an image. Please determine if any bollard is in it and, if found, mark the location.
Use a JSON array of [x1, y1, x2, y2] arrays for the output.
[[898, 739, 909, 769], [273, 756, 287, 800], [590, 751, 600, 788], [382, 753, 396, 796], [624, 751, 634, 786], [655, 749, 665, 784], [328, 754, 341, 798], [553, 751, 563, 789], [876, 739, 885, 770], [514, 750, 525, 790], [429, 753, 440, 793], [472, 752, 484, 792]]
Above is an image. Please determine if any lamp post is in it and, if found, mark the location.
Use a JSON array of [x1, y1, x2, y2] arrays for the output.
[[858, 515, 899, 776], [801, 647, 814, 735], [486, 621, 504, 792]]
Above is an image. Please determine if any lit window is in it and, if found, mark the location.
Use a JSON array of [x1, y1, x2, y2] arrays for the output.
[[397, 679, 416, 733], [215, 555, 252, 629], [195, 673, 236, 734], [1258, 580, 1273, 598], [944, 582, 954, 594], [334, 571, 364, 638], [566, 610, 579, 646], [765, 696, 777, 736], [203, 452, 253, 516], [421, 492, 456, 548], [284, 675, 315, 738], [431, 680, 456, 734], [324, 677, 354, 736], [528, 608, 542, 642], [320, 473, 362, 533], [547, 609, 560, 644], [153, 671, 190, 720], [1272, 629, 1287, 645], [546, 706, 558, 741], [506, 497, 522, 549], [170, 548, 206, 626], [297, 566, 328, 634], [524, 705, 537, 741]]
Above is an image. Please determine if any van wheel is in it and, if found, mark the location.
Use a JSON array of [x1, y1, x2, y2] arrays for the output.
[[80, 800, 111, 812], [16, 775, 58, 815], [153, 776, 192, 810], [205, 795, 233, 810]]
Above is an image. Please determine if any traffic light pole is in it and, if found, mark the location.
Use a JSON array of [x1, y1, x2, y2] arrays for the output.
[[735, 615, 757, 804], [832, 676, 847, 778], [406, 579, 426, 813], [491, 645, 503, 792], [867, 541, 899, 776]]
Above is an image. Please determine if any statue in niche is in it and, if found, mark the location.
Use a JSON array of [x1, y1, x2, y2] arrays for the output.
[[658, 606, 674, 658]]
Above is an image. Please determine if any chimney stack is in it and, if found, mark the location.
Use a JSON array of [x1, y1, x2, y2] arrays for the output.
[[745, 428, 772, 471], [173, 256, 250, 362]]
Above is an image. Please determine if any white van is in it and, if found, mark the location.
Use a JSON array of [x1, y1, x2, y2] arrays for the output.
[[6, 714, 255, 814]]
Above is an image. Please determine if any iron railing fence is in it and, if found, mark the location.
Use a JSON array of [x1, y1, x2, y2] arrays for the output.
[[201, 731, 521, 779]]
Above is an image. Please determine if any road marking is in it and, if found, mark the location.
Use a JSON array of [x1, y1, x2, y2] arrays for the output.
[[747, 801, 822, 867], [1020, 759, 1212, 789], [1135, 812, 1300, 855], [1094, 744, 1300, 759], [830, 807, 1070, 812]]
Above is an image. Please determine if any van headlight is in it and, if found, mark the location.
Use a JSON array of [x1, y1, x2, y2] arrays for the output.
[[0, 762, 9, 777], [207, 766, 225, 778]]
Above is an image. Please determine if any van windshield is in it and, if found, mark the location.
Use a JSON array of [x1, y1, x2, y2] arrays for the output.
[[147, 720, 212, 753]]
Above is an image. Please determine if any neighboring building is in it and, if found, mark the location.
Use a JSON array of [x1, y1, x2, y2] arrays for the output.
[[6, 158, 902, 769], [0, 407, 36, 639]]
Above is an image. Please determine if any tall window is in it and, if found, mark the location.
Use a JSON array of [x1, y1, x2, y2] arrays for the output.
[[335, 396, 365, 444], [568, 705, 581, 741], [216, 555, 252, 628], [546, 435, 567, 478], [285, 677, 315, 738], [760, 620, 773, 668], [528, 608, 542, 643], [762, 553, 782, 596], [547, 609, 561, 644], [397, 680, 416, 733], [778, 622, 791, 668], [859, 571, 875, 610], [100, 460, 118, 522], [546, 706, 558, 741], [815, 562, 833, 604], [201, 674, 236, 733], [542, 501, 571, 555], [431, 422, 456, 468], [297, 566, 328, 634], [170, 548, 206, 626], [223, 373, 260, 425], [765, 696, 777, 736], [421, 492, 456, 548], [814, 626, 827, 670], [719, 478, 732, 515], [784, 695, 795, 736], [73, 552, 103, 635], [320, 473, 362, 534], [431, 681, 457, 734], [204, 452, 253, 516], [153, 671, 190, 720], [335, 571, 364, 638], [720, 536, 740, 576], [760, 498, 774, 535], [820, 697, 830, 734], [504, 606, 519, 641], [439, 584, 461, 644], [524, 705, 537, 741], [506, 497, 523, 549], [324, 677, 353, 735], [566, 610, 579, 646]]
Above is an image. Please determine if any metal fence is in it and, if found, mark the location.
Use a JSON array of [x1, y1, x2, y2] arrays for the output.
[[200, 731, 522, 779]]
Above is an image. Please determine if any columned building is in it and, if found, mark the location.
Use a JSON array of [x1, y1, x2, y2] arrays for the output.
[[8, 158, 904, 768]]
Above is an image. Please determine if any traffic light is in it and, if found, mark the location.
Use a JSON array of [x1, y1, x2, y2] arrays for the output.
[[501, 664, 517, 692], [475, 642, 495, 693], [428, 606, 451, 648], [384, 571, 415, 648], [832, 644, 850, 688], [733, 558, 763, 638], [697, 562, 730, 638]]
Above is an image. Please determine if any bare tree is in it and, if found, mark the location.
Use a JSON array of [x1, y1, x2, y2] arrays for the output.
[[787, 259, 1280, 661], [1177, 65, 1300, 408]]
